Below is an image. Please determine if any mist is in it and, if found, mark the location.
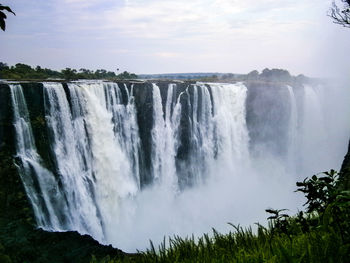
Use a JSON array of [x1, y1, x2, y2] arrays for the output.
[[8, 78, 350, 253], [109, 158, 301, 252], [106, 81, 350, 252]]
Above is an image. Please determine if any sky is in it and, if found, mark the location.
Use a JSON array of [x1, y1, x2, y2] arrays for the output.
[[0, 0, 349, 77]]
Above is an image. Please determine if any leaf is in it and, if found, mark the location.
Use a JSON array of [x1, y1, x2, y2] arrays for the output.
[[319, 176, 332, 183], [0, 11, 6, 19], [296, 182, 305, 187], [265, 209, 278, 214], [0, 18, 5, 31], [0, 5, 15, 16]]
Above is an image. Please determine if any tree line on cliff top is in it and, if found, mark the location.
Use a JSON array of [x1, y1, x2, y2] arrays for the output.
[[0, 62, 138, 80]]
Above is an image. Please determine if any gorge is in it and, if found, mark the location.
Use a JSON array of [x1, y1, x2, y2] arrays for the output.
[[0, 79, 349, 257]]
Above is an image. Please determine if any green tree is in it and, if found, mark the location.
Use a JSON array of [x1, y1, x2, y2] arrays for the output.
[[0, 4, 15, 31], [246, 70, 259, 80], [61, 68, 78, 80], [117, 71, 137, 79], [0, 62, 8, 70]]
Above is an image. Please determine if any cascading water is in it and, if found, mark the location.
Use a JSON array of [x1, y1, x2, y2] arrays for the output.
[[210, 83, 250, 164], [104, 83, 141, 188], [10, 84, 62, 230], [299, 85, 329, 175], [182, 84, 216, 185], [286, 85, 298, 173], [44, 82, 105, 240], [8, 80, 349, 251], [151, 83, 180, 189]]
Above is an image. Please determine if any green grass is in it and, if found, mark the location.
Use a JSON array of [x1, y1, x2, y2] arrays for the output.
[[91, 221, 348, 263]]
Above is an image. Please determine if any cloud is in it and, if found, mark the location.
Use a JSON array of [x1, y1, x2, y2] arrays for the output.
[[0, 0, 346, 76], [154, 52, 182, 58], [54, 0, 319, 42]]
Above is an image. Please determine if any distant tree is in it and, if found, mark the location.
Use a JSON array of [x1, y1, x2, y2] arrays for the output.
[[61, 68, 78, 80], [330, 0, 350, 27], [246, 70, 259, 80], [1, 62, 136, 80], [117, 71, 137, 79], [13, 63, 35, 77], [221, 73, 234, 80], [295, 74, 309, 84], [0, 4, 15, 31], [0, 62, 8, 70], [78, 68, 94, 79], [260, 68, 291, 82]]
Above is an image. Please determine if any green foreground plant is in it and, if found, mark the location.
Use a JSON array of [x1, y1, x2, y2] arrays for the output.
[[92, 170, 350, 263]]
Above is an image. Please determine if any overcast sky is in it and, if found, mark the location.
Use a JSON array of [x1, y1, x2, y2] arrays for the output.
[[0, 0, 349, 77]]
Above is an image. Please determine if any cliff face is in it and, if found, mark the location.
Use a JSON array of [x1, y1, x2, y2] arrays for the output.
[[245, 82, 291, 158], [0, 83, 125, 262], [0, 80, 198, 261], [0, 83, 34, 224], [0, 80, 348, 261]]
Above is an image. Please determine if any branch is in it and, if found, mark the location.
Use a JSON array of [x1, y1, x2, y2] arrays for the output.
[[329, 0, 350, 28]]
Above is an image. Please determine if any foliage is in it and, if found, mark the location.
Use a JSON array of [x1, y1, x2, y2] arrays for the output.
[[0, 62, 138, 80], [91, 170, 350, 263], [295, 170, 339, 214], [260, 68, 292, 82], [330, 0, 350, 28], [0, 4, 15, 31], [295, 170, 350, 243], [196, 74, 219, 82]]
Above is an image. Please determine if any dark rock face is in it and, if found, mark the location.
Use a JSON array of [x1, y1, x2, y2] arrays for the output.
[[0, 84, 15, 155], [133, 82, 154, 187], [0, 84, 32, 223], [132, 81, 193, 187], [340, 140, 350, 189], [0, 225, 125, 263], [21, 83, 56, 172], [1, 79, 348, 261], [0, 82, 125, 262]]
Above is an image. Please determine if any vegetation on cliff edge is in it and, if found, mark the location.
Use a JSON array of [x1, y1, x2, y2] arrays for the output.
[[0, 62, 138, 81]]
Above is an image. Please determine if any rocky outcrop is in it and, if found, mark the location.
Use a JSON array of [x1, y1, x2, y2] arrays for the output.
[[340, 140, 350, 189]]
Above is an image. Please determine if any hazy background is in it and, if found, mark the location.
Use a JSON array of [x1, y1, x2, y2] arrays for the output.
[[0, 0, 349, 77]]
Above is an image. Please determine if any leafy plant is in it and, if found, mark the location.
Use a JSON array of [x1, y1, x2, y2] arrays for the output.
[[295, 170, 350, 243], [295, 169, 339, 214], [265, 208, 290, 236]]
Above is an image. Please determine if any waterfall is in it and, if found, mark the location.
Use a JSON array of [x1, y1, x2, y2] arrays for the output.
[[65, 82, 139, 241], [7, 80, 348, 252], [10, 84, 62, 230], [103, 83, 141, 189], [299, 85, 328, 174], [151, 83, 180, 190], [185, 84, 215, 184], [210, 83, 249, 164], [43, 82, 105, 240], [286, 85, 298, 172]]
